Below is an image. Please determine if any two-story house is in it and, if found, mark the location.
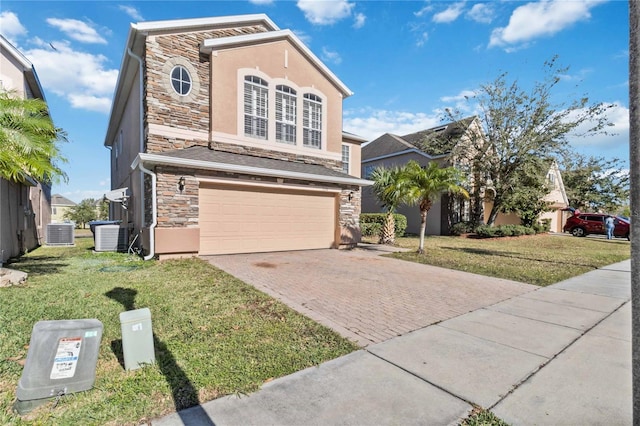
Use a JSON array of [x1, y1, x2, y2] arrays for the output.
[[105, 14, 370, 259], [362, 117, 569, 235], [361, 117, 480, 235], [0, 35, 52, 264]]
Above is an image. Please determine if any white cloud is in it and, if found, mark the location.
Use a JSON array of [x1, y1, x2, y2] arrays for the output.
[[489, 0, 605, 49], [568, 102, 629, 150], [416, 32, 429, 47], [118, 5, 144, 21], [297, 0, 355, 25], [46, 18, 107, 44], [25, 39, 118, 113], [433, 2, 465, 24], [440, 90, 477, 103], [344, 108, 441, 141], [353, 13, 366, 29], [408, 22, 429, 47], [321, 47, 342, 64], [293, 29, 312, 45], [467, 3, 494, 24], [414, 4, 433, 18], [0, 11, 27, 43]]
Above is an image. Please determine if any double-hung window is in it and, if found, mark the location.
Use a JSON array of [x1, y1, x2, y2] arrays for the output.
[[244, 76, 268, 139], [276, 85, 297, 144], [341, 145, 350, 174], [303, 93, 322, 149]]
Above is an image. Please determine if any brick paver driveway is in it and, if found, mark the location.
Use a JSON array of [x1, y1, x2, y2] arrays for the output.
[[204, 246, 536, 346]]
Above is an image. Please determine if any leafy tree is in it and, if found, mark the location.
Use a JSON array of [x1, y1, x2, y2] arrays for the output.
[[0, 90, 67, 184], [97, 199, 110, 220], [64, 198, 99, 229], [499, 157, 553, 227], [370, 165, 404, 244], [561, 153, 629, 213], [448, 57, 613, 226], [395, 160, 468, 254]]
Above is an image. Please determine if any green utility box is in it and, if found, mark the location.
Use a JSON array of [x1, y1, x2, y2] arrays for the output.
[[119, 308, 155, 370]]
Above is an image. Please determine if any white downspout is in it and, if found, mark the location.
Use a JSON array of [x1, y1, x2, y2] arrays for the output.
[[126, 48, 152, 259], [137, 160, 157, 261]]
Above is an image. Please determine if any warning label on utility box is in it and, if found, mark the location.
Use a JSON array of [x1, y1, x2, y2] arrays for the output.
[[50, 337, 82, 380]]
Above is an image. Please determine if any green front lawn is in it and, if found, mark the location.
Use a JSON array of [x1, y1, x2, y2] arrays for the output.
[[384, 234, 630, 286], [0, 237, 357, 425]]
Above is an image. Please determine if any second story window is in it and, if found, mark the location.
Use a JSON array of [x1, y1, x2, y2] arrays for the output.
[[244, 76, 268, 139], [341, 145, 350, 174], [171, 66, 192, 96], [276, 85, 297, 144], [303, 93, 322, 149]]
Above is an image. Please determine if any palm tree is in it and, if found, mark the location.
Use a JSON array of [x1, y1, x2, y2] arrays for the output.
[[397, 160, 469, 254], [370, 165, 403, 244], [0, 90, 67, 184]]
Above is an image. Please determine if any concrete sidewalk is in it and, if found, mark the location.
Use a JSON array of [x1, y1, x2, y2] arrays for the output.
[[153, 260, 632, 426]]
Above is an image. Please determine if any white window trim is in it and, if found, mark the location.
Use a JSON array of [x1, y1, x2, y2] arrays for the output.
[[341, 144, 350, 174], [236, 69, 327, 153]]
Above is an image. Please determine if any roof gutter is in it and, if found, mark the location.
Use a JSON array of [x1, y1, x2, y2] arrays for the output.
[[136, 152, 373, 187], [131, 156, 157, 261]]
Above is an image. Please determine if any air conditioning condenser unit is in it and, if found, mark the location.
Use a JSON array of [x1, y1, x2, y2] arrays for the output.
[[94, 225, 128, 252], [46, 223, 75, 246]]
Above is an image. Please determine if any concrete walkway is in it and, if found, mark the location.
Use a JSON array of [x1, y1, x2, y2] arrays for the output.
[[154, 256, 632, 425]]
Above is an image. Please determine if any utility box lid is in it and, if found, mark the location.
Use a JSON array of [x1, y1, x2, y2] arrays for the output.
[[16, 319, 103, 402]]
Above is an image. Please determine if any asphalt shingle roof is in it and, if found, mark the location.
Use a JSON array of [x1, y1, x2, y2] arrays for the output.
[[362, 116, 477, 161], [154, 146, 354, 180], [51, 194, 76, 206]]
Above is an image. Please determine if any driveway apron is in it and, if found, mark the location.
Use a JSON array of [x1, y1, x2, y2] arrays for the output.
[[203, 246, 536, 346]]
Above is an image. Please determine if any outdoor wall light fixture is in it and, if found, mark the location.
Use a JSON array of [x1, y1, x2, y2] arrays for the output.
[[348, 191, 355, 201], [178, 176, 186, 191]]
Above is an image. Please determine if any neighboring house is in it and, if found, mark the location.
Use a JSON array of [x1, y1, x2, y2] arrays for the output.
[[361, 117, 569, 235], [51, 194, 76, 223], [361, 117, 479, 235], [105, 14, 370, 259], [0, 35, 52, 264]]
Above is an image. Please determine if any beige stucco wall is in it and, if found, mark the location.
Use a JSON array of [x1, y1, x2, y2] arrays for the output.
[[0, 49, 27, 96], [210, 39, 344, 156]]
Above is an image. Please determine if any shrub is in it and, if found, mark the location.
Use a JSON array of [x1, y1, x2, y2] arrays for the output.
[[450, 221, 476, 236], [475, 224, 538, 238], [475, 225, 497, 238], [360, 222, 381, 237], [360, 213, 407, 237]]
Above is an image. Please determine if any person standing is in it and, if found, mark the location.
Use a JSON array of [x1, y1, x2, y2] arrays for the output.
[[605, 215, 615, 239]]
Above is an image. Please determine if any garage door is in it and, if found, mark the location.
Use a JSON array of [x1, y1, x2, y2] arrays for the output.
[[199, 182, 337, 255]]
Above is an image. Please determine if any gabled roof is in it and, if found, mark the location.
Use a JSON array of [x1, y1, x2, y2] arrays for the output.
[[51, 194, 76, 206], [362, 116, 478, 163], [105, 14, 352, 147], [133, 146, 372, 187], [0, 35, 45, 100], [200, 29, 352, 97]]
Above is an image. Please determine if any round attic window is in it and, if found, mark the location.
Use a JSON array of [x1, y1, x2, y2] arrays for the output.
[[170, 65, 192, 96]]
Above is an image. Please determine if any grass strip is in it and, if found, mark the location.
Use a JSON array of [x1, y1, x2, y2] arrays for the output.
[[0, 237, 357, 425]]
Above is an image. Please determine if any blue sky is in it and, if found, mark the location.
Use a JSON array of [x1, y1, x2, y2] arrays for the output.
[[1, 0, 629, 203]]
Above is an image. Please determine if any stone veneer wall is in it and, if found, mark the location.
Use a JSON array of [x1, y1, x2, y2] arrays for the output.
[[153, 164, 361, 245], [142, 24, 361, 246], [144, 24, 269, 139]]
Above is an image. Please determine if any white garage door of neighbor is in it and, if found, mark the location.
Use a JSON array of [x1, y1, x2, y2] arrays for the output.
[[199, 183, 337, 255]]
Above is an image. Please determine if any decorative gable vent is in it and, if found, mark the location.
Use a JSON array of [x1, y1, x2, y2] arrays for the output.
[[46, 223, 75, 246], [94, 225, 128, 252]]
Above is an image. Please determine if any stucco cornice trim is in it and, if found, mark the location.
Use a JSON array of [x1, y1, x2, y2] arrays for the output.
[[200, 29, 353, 98], [133, 153, 373, 187]]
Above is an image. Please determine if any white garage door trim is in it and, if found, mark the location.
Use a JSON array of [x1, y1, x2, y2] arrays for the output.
[[199, 180, 338, 255]]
